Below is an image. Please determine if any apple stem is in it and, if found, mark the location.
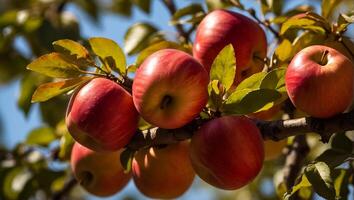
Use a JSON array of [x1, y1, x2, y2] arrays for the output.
[[320, 50, 329, 66], [160, 95, 172, 109]]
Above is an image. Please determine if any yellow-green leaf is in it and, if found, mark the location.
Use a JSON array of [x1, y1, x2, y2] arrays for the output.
[[124, 23, 159, 55], [280, 17, 326, 35], [210, 44, 236, 92], [26, 53, 82, 78], [26, 127, 57, 146], [223, 88, 281, 115], [31, 77, 91, 103], [275, 39, 292, 62], [53, 39, 89, 60], [236, 72, 267, 91], [89, 37, 126, 75], [321, 0, 341, 19]]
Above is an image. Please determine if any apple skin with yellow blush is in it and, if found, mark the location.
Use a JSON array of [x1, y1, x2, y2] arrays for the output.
[[132, 141, 195, 199]]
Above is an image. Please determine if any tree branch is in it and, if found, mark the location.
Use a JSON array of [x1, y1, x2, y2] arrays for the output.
[[282, 135, 309, 189], [160, 0, 190, 43], [126, 110, 354, 150]]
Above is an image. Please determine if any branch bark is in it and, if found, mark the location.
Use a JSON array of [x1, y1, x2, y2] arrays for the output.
[[126, 110, 354, 150]]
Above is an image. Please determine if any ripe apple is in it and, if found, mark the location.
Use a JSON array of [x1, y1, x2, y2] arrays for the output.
[[132, 49, 209, 129], [132, 142, 195, 198], [193, 9, 267, 86], [190, 116, 264, 190], [70, 142, 131, 197], [66, 78, 139, 152], [285, 45, 354, 118]]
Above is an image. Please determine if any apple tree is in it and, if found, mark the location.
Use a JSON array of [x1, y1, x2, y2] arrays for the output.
[[0, 0, 354, 199]]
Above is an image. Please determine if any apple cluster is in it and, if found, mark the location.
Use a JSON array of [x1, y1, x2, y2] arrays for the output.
[[66, 9, 354, 199]]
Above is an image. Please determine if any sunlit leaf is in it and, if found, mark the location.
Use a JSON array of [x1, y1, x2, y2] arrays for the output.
[[223, 88, 281, 115], [170, 4, 205, 25], [26, 127, 57, 146], [31, 77, 91, 103], [236, 72, 267, 91], [26, 53, 83, 78], [275, 39, 292, 62], [321, 0, 341, 19], [89, 37, 126, 75], [205, 0, 233, 10], [210, 44, 236, 91], [260, 67, 287, 92], [333, 169, 350, 199], [280, 13, 329, 35], [305, 162, 336, 199], [59, 132, 75, 161], [124, 23, 159, 55], [53, 39, 89, 61], [285, 174, 312, 199]]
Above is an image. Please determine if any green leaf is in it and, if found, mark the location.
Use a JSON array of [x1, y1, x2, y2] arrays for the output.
[[110, 0, 132, 17], [304, 162, 336, 199], [170, 4, 205, 25], [223, 89, 281, 115], [59, 132, 75, 161], [280, 13, 328, 35], [285, 174, 312, 199], [124, 23, 159, 55], [31, 77, 91, 103], [260, 67, 287, 92], [53, 39, 90, 61], [333, 169, 350, 199], [132, 0, 151, 13], [315, 149, 353, 168], [89, 37, 126, 75], [136, 41, 190, 66], [26, 127, 57, 146], [120, 149, 135, 173], [207, 80, 223, 111], [321, 0, 341, 19], [26, 53, 83, 78], [17, 73, 40, 116], [205, 0, 233, 10], [260, 0, 283, 16], [236, 72, 267, 91], [138, 118, 153, 131], [210, 44, 236, 92], [275, 39, 292, 62]]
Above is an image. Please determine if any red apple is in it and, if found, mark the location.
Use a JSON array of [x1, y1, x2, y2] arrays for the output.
[[193, 9, 267, 86], [70, 142, 131, 197], [190, 116, 264, 190], [132, 142, 195, 198], [132, 49, 209, 129], [66, 78, 139, 152], [285, 45, 354, 118]]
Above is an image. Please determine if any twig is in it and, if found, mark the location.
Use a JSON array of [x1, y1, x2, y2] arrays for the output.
[[246, 8, 280, 39], [160, 0, 190, 43], [52, 176, 77, 200], [282, 135, 310, 189]]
